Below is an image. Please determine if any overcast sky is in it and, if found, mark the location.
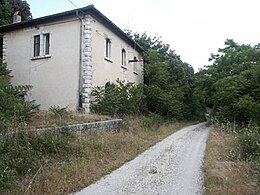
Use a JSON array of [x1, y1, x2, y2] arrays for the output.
[[26, 0, 260, 71]]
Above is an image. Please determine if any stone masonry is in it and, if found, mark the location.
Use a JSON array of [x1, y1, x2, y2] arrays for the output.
[[81, 15, 94, 113], [36, 119, 123, 134], [2, 34, 7, 64]]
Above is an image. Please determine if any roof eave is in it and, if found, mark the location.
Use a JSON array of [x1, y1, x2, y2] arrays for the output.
[[0, 4, 143, 53]]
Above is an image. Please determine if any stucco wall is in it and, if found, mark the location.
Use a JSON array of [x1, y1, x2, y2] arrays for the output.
[[91, 18, 143, 87], [4, 19, 81, 110], [3, 14, 143, 112]]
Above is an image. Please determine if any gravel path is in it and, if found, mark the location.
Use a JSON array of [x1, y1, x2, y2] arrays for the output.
[[74, 122, 211, 195]]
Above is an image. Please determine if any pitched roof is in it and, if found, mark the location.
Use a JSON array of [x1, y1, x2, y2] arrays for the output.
[[0, 4, 143, 52]]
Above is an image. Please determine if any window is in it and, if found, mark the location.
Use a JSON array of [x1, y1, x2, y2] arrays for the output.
[[43, 33, 50, 55], [121, 49, 126, 67], [33, 33, 50, 58], [105, 38, 112, 59], [133, 56, 138, 73], [34, 35, 40, 57]]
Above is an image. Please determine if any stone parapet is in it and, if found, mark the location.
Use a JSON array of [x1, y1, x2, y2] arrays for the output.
[[37, 119, 123, 134]]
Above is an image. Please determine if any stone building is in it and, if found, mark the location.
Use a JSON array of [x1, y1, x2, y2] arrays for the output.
[[0, 5, 143, 112]]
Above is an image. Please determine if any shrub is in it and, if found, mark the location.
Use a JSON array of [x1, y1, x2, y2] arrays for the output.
[[0, 61, 39, 134], [0, 129, 77, 189], [90, 80, 145, 116], [237, 126, 260, 159], [49, 105, 70, 119]]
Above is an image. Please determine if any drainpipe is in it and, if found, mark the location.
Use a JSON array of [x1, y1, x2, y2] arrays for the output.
[[75, 10, 84, 111]]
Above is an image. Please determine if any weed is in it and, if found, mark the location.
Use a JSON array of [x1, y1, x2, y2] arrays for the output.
[[48, 105, 70, 119], [204, 126, 259, 195], [149, 166, 158, 174], [237, 126, 260, 160], [1, 117, 193, 194], [0, 129, 77, 190]]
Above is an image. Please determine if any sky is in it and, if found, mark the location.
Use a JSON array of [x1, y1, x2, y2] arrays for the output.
[[26, 0, 260, 71]]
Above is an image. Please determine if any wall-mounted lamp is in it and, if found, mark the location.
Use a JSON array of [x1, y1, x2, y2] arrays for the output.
[[129, 56, 143, 63]]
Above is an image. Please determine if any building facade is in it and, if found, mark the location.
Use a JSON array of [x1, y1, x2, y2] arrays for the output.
[[0, 5, 143, 112]]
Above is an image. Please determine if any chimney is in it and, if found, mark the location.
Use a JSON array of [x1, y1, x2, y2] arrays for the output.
[[13, 11, 21, 23]]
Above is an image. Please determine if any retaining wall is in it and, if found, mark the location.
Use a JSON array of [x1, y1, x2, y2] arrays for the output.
[[36, 119, 122, 134]]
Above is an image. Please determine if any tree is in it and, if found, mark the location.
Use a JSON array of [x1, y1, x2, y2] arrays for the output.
[[0, 0, 32, 25], [196, 39, 260, 124], [132, 32, 204, 120], [0, 0, 32, 58]]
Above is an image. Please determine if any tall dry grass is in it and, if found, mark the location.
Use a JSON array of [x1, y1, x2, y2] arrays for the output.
[[2, 116, 193, 195], [204, 126, 259, 195]]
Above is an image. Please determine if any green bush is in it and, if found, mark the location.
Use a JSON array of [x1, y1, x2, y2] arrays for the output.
[[141, 113, 164, 129], [237, 126, 260, 159], [90, 80, 145, 116], [49, 105, 70, 119], [0, 61, 39, 134]]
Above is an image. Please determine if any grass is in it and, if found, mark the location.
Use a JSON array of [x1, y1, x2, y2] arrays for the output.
[[25, 111, 111, 129], [204, 126, 259, 195], [1, 116, 194, 195]]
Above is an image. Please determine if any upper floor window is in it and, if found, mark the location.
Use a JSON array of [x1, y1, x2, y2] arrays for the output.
[[105, 38, 112, 59], [34, 35, 40, 57], [121, 49, 126, 67], [43, 33, 50, 55], [33, 33, 50, 58]]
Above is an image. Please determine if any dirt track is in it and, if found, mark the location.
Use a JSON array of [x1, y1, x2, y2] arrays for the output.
[[74, 122, 211, 195]]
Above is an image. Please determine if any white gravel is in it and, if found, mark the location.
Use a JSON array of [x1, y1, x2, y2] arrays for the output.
[[74, 122, 211, 195]]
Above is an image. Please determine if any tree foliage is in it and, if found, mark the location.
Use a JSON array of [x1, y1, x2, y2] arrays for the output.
[[90, 80, 145, 116], [133, 32, 204, 120], [0, 0, 32, 58], [0, 0, 32, 26], [92, 32, 206, 120], [196, 39, 260, 124]]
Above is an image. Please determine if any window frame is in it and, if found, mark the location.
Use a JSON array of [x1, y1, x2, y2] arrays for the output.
[[32, 32, 51, 60], [43, 33, 50, 55], [121, 48, 127, 69], [105, 37, 112, 61], [33, 35, 40, 57]]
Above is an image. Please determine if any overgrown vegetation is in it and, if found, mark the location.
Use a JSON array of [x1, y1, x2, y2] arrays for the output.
[[196, 39, 260, 125], [236, 125, 260, 160], [0, 117, 192, 194], [0, 60, 38, 134], [91, 80, 145, 116], [1, 1, 259, 192], [204, 124, 259, 195], [91, 32, 206, 121], [0, 129, 76, 190], [202, 40, 260, 194]]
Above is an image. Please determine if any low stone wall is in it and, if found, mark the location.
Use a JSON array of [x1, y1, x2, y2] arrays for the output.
[[36, 119, 122, 134]]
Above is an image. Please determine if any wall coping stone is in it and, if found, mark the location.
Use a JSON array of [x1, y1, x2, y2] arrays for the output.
[[36, 119, 122, 134]]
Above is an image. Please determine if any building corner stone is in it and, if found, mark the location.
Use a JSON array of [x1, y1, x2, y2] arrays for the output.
[[81, 15, 94, 113], [2, 34, 7, 64]]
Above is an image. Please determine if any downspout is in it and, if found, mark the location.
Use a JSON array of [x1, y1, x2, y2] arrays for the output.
[[76, 10, 84, 110]]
